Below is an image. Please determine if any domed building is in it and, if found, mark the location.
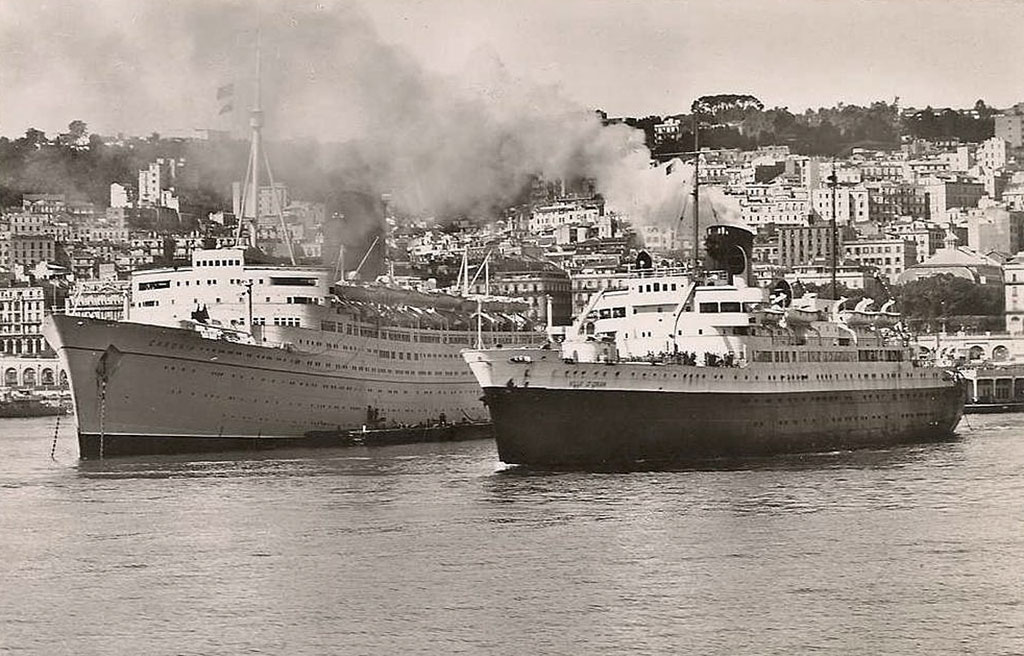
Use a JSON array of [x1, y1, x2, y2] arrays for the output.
[[897, 228, 1004, 287]]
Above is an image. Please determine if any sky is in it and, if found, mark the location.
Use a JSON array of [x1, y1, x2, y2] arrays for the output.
[[0, 0, 1022, 140]]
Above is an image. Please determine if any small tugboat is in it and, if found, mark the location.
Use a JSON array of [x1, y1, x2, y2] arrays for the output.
[[0, 390, 65, 419]]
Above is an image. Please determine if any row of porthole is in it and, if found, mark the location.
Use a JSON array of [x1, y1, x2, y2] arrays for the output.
[[163, 366, 477, 395]]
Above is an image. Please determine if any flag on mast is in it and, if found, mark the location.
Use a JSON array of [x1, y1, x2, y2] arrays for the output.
[[217, 83, 235, 115]]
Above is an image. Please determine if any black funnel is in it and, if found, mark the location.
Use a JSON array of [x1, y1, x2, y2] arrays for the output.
[[703, 224, 754, 285]]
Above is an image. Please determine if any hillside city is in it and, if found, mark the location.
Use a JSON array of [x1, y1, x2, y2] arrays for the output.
[[3, 96, 1024, 389]]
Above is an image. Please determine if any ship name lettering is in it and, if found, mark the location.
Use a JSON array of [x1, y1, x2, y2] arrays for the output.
[[568, 380, 607, 389]]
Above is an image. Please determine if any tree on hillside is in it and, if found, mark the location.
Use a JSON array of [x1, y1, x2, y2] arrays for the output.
[[57, 120, 89, 148], [691, 94, 764, 123]]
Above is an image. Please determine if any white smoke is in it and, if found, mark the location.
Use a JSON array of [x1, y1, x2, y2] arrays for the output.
[[0, 0, 697, 225]]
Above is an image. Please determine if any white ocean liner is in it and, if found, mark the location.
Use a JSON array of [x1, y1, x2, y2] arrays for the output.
[[44, 247, 541, 458]]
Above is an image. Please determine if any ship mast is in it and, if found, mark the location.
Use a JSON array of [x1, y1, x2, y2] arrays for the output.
[[236, 18, 297, 265], [691, 114, 700, 276], [829, 155, 838, 299]]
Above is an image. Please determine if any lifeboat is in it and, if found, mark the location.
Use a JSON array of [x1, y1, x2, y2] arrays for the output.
[[785, 306, 820, 325], [842, 298, 878, 326]]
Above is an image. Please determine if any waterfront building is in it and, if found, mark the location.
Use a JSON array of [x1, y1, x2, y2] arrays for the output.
[[1003, 253, 1024, 334], [0, 286, 47, 356], [0, 355, 66, 389], [64, 280, 131, 321]]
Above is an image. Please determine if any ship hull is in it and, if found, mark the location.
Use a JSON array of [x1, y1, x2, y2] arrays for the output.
[[464, 348, 966, 467], [45, 314, 532, 459], [482, 385, 965, 467], [78, 421, 493, 459]]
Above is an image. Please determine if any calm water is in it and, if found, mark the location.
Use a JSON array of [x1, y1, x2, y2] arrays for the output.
[[2, 415, 1024, 655]]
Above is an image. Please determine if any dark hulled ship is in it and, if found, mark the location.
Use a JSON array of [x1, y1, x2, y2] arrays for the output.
[[463, 224, 965, 467]]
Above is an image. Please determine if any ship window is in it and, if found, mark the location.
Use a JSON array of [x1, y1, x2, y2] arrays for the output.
[[138, 280, 170, 291], [270, 277, 317, 287], [612, 307, 626, 318], [699, 302, 718, 313], [654, 283, 661, 292], [720, 302, 741, 312]]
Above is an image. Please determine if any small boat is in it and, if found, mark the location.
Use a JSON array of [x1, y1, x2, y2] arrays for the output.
[[0, 390, 66, 419], [304, 420, 493, 447]]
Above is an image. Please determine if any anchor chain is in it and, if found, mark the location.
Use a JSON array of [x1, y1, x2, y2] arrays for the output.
[[98, 379, 107, 460], [49, 404, 61, 461]]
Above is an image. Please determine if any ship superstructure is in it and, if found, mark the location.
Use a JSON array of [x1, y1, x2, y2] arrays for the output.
[[45, 247, 541, 458], [463, 224, 965, 467]]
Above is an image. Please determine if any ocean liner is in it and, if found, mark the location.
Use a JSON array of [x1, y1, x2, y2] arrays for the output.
[[44, 249, 541, 458], [463, 223, 966, 467], [43, 35, 545, 459]]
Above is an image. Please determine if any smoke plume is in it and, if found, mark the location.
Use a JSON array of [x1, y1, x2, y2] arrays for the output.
[[1, 0, 691, 226]]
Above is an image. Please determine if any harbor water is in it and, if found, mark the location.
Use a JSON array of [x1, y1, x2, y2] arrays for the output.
[[2, 415, 1023, 655]]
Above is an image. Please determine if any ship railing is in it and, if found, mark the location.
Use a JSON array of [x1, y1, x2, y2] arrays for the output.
[[632, 266, 692, 279], [619, 351, 745, 368]]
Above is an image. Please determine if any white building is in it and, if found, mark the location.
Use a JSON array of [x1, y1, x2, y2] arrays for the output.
[[639, 225, 683, 252], [740, 185, 810, 228], [843, 237, 917, 284], [1005, 253, 1024, 333], [0, 286, 47, 355], [810, 186, 869, 225], [977, 137, 1008, 172], [528, 202, 600, 232], [138, 162, 162, 206], [110, 182, 129, 209]]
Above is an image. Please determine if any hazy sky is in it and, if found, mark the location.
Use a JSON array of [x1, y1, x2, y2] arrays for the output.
[[0, 0, 1021, 138]]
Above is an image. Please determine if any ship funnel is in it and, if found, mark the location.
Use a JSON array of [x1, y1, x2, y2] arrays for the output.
[[703, 224, 754, 287]]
